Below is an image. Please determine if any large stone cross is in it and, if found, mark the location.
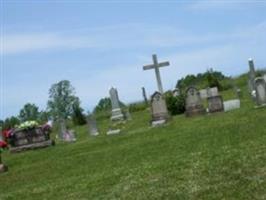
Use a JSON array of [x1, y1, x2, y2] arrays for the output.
[[143, 54, 170, 94]]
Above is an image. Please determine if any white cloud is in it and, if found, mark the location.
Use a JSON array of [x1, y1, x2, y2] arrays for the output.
[[1, 22, 263, 55], [2, 21, 266, 118]]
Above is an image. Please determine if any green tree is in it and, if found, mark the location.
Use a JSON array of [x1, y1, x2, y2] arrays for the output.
[[72, 102, 87, 125], [176, 69, 228, 90], [206, 70, 222, 90], [19, 103, 39, 122], [1, 116, 20, 130], [38, 111, 50, 124], [93, 97, 112, 113], [47, 80, 79, 138]]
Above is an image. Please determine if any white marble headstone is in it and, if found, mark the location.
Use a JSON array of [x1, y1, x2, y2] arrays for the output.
[[223, 99, 240, 112]]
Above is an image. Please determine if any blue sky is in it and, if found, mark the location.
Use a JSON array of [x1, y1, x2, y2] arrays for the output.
[[1, 0, 266, 119]]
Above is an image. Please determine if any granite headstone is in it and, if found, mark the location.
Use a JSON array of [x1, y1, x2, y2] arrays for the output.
[[254, 77, 266, 106], [150, 91, 169, 126], [110, 87, 124, 121], [185, 87, 205, 117]]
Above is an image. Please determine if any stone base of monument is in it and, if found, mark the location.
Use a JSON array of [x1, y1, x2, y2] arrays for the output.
[[10, 140, 54, 153], [111, 108, 124, 121], [0, 164, 8, 173], [207, 95, 224, 113], [107, 129, 121, 135], [185, 106, 206, 117], [152, 119, 166, 127]]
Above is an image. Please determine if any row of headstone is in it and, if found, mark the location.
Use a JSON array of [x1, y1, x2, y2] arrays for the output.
[[89, 56, 264, 132], [185, 86, 224, 116], [248, 59, 266, 107]]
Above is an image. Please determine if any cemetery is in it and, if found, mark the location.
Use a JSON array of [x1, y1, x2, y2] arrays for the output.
[[0, 57, 266, 199]]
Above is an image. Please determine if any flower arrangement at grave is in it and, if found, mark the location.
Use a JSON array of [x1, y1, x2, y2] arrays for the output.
[[18, 120, 39, 130]]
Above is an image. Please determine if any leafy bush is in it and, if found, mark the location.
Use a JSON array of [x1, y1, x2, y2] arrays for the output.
[[129, 102, 148, 113], [164, 91, 185, 115], [176, 69, 231, 91], [94, 111, 111, 121]]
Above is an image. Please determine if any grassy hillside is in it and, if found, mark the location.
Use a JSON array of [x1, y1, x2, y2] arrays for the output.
[[1, 75, 266, 200]]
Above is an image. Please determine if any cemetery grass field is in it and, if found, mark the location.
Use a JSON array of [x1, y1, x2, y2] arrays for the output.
[[1, 80, 266, 199]]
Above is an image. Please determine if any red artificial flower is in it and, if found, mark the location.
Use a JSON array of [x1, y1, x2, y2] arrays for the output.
[[0, 140, 7, 148], [2, 130, 9, 138]]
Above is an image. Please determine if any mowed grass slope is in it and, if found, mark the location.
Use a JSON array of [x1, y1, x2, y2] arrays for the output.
[[1, 83, 266, 199]]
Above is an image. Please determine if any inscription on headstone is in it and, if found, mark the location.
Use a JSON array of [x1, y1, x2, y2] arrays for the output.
[[185, 87, 205, 117], [150, 92, 169, 126], [207, 95, 224, 113]]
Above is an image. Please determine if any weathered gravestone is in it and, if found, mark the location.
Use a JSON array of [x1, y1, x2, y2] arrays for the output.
[[110, 87, 124, 121], [87, 115, 99, 136], [248, 58, 256, 93], [185, 87, 205, 117], [223, 99, 240, 112], [150, 91, 169, 126], [206, 87, 224, 113], [199, 87, 218, 99], [254, 77, 266, 106], [264, 74, 266, 82], [207, 95, 224, 113], [9, 127, 53, 153]]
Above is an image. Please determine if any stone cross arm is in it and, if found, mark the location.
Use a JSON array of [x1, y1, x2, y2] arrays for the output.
[[143, 61, 170, 70]]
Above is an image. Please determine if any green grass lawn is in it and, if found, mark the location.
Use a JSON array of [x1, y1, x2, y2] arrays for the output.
[[1, 84, 266, 199]]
